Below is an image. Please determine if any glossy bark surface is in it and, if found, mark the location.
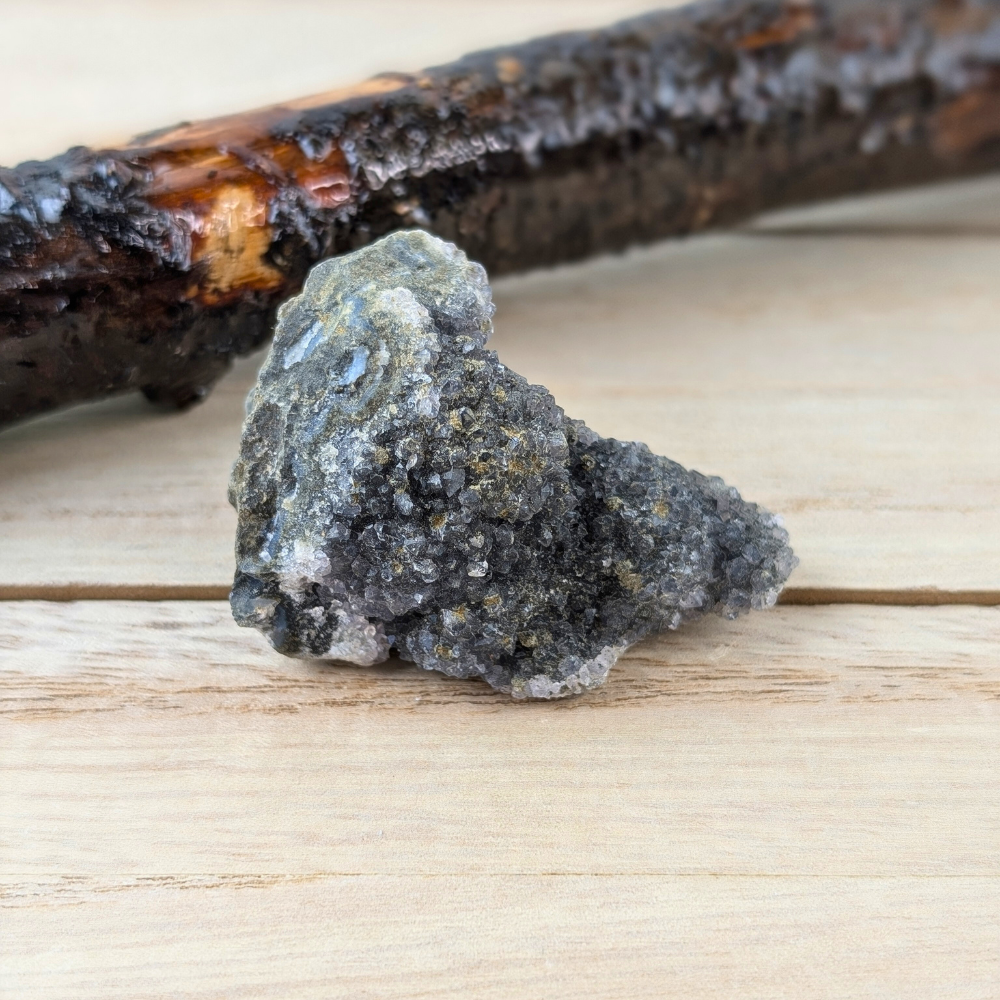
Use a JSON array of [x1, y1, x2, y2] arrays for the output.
[[3, 0, 1000, 426]]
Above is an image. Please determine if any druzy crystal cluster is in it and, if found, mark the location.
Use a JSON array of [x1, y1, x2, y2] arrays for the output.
[[229, 231, 795, 697]]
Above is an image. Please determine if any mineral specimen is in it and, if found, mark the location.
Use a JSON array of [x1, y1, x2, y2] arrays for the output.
[[7, 0, 1000, 428], [229, 230, 795, 697]]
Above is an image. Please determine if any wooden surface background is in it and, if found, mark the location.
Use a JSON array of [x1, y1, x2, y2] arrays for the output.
[[2, 3, 999, 997]]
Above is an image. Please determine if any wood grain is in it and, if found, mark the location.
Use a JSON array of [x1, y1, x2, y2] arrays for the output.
[[3, 188, 1000, 595], [3, 600, 998, 996], [3, 875, 998, 1000], [3, 601, 998, 877]]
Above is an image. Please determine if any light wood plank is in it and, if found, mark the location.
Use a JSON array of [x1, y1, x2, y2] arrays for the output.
[[2, 1, 1000, 597], [497, 230, 1000, 593], [3, 602, 998, 877], [0, 0, 663, 166], [3, 215, 999, 593], [3, 874, 998, 999], [750, 172, 1000, 234]]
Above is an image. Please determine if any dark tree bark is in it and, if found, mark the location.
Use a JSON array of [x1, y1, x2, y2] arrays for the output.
[[3, 0, 1000, 427]]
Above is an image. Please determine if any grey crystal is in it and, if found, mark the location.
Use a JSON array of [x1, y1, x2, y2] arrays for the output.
[[229, 230, 796, 698]]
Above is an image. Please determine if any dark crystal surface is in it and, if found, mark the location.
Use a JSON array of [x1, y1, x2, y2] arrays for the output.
[[229, 231, 796, 697]]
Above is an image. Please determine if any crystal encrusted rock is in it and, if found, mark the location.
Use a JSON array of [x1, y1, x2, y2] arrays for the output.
[[229, 231, 796, 698]]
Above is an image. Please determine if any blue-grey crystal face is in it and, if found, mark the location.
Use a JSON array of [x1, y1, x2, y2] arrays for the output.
[[229, 230, 796, 698]]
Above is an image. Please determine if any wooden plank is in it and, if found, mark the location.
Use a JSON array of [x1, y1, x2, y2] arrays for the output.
[[495, 229, 1000, 594], [0, 363, 254, 593], [3, 874, 998, 999], [2, 210, 999, 594], [750, 172, 1000, 235], [0, 0, 664, 166], [3, 602, 998, 877]]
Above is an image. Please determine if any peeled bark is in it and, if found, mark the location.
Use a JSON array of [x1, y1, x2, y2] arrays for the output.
[[3, 0, 1000, 427]]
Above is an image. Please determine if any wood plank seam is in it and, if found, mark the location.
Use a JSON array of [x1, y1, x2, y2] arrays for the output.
[[1, 584, 997, 605]]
